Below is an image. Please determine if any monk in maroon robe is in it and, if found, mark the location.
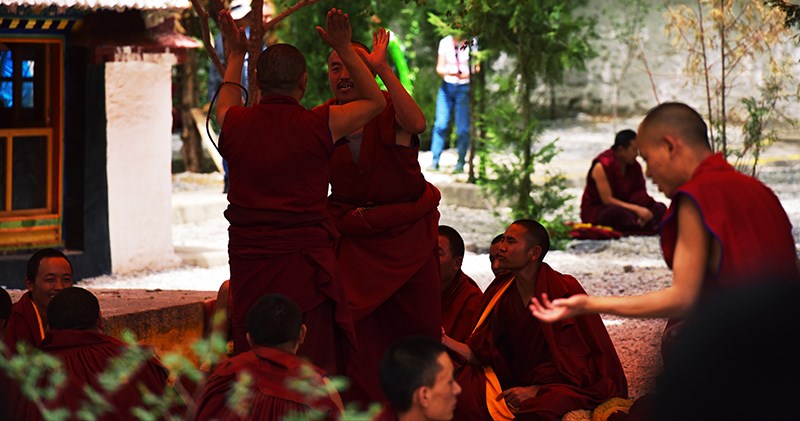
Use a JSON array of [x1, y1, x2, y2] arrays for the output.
[[4, 248, 73, 353], [580, 129, 666, 235], [15, 287, 168, 420], [445, 221, 627, 420], [438, 226, 482, 343], [378, 336, 461, 421], [214, 9, 385, 372], [532, 103, 800, 352], [194, 294, 343, 420], [320, 28, 440, 403]]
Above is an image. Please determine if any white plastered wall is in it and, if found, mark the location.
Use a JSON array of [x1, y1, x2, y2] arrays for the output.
[[104, 48, 180, 273]]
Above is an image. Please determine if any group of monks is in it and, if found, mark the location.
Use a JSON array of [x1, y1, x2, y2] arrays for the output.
[[2, 5, 799, 420]]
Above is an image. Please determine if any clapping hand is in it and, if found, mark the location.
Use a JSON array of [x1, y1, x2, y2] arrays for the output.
[[316, 8, 352, 50], [219, 10, 248, 57]]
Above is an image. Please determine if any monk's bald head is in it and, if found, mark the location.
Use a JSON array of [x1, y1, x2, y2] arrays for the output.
[[639, 102, 711, 151]]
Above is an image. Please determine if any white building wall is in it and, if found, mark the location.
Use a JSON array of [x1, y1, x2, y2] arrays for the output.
[[105, 49, 180, 273]]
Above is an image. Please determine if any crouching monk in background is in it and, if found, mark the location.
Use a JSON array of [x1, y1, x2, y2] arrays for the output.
[[580, 129, 666, 235], [444, 220, 627, 420]]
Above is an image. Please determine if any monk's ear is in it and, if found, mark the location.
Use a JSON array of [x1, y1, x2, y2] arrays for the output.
[[298, 324, 307, 347], [528, 245, 542, 263], [246, 332, 254, 348], [455, 255, 463, 270], [24, 278, 34, 291], [414, 386, 429, 408], [662, 134, 678, 154], [96, 314, 105, 332]]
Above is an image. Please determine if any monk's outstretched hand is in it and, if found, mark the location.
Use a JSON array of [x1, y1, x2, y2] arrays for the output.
[[315, 8, 352, 50], [529, 293, 588, 322], [219, 10, 248, 57]]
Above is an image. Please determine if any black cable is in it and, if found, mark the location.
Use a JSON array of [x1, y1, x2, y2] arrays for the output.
[[206, 81, 249, 153]]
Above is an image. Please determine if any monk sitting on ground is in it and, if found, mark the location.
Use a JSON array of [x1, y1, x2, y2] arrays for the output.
[[580, 129, 666, 235], [5, 248, 73, 352], [194, 293, 343, 420], [444, 220, 628, 420], [16, 287, 169, 420], [439, 225, 482, 343], [376, 336, 461, 421]]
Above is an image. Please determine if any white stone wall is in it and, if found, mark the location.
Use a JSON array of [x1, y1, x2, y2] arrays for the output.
[[105, 48, 180, 273], [554, 0, 800, 129]]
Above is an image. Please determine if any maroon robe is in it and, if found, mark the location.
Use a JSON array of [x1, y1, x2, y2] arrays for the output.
[[322, 93, 442, 403], [659, 153, 800, 350], [194, 345, 341, 421], [581, 149, 666, 234], [4, 291, 44, 353], [15, 329, 168, 420], [220, 95, 355, 374], [441, 270, 483, 343], [455, 264, 628, 421]]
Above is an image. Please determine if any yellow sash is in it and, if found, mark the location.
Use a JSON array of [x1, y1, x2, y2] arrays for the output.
[[31, 300, 45, 341], [471, 277, 515, 420]]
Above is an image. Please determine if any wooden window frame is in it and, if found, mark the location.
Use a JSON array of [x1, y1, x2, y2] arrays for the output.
[[0, 37, 63, 249]]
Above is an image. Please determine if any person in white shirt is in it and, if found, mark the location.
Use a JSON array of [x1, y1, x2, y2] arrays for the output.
[[430, 35, 478, 172]]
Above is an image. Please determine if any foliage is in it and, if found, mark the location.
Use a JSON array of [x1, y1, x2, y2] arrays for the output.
[[0, 313, 380, 420], [664, 0, 798, 167], [478, 76, 573, 249], [428, 0, 596, 247], [765, 0, 800, 34]]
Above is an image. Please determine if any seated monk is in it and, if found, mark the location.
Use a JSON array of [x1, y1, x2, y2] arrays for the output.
[[375, 336, 461, 421], [5, 248, 73, 352], [16, 287, 169, 420], [0, 287, 10, 346], [194, 293, 343, 420], [439, 225, 482, 343], [443, 220, 628, 420], [580, 129, 666, 235], [488, 234, 508, 277]]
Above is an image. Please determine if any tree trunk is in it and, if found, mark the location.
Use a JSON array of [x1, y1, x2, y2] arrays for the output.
[[181, 48, 202, 172]]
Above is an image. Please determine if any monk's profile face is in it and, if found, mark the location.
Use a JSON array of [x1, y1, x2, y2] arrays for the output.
[[495, 224, 538, 272], [438, 235, 462, 286], [637, 125, 679, 197], [421, 353, 461, 420], [489, 241, 503, 275], [26, 257, 73, 310]]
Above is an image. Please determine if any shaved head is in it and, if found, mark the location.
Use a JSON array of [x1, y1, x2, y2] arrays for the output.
[[511, 219, 550, 262], [639, 102, 711, 150]]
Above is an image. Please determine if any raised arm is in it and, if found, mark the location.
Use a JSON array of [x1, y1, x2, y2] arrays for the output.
[[366, 28, 426, 144], [316, 9, 385, 141], [591, 163, 653, 225], [530, 196, 711, 321], [215, 10, 249, 126]]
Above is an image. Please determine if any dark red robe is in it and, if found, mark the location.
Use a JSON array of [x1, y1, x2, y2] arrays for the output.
[[659, 153, 800, 351], [194, 345, 341, 421], [455, 264, 628, 420], [220, 95, 355, 374], [4, 291, 44, 353], [15, 329, 168, 421], [322, 93, 442, 404], [581, 149, 666, 234], [441, 270, 483, 343]]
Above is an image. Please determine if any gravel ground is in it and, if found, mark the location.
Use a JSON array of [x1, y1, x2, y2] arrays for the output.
[[81, 118, 800, 399]]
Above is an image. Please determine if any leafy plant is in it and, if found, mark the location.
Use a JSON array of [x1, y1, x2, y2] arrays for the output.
[[664, 0, 797, 167]]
